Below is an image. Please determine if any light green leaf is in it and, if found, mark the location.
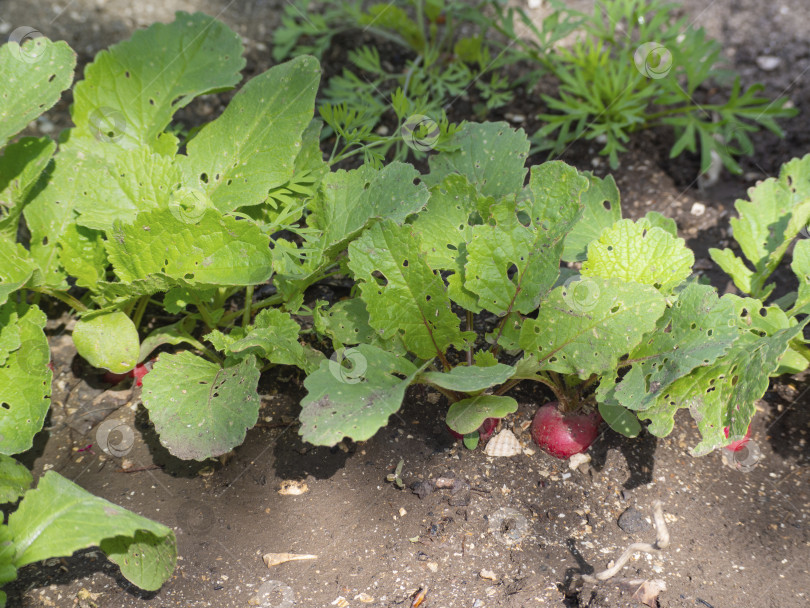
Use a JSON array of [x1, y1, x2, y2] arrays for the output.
[[582, 217, 694, 293], [105, 209, 274, 286], [9, 470, 176, 592], [0, 137, 56, 239], [138, 318, 197, 363], [180, 56, 320, 213], [141, 352, 261, 460], [313, 298, 405, 354], [72, 311, 139, 373], [465, 162, 588, 315], [643, 321, 808, 454], [643, 211, 678, 236], [0, 241, 37, 306], [0, 304, 51, 455], [709, 154, 810, 299], [348, 220, 472, 359], [90, 274, 182, 308], [519, 278, 666, 378], [70, 12, 244, 150], [207, 308, 317, 371], [561, 173, 621, 263], [0, 39, 75, 146], [0, 455, 33, 504], [605, 283, 739, 411], [57, 224, 108, 289], [598, 402, 641, 437], [426, 122, 529, 199], [790, 238, 810, 315], [446, 395, 518, 434], [102, 530, 177, 592], [418, 363, 515, 392], [299, 345, 424, 446]]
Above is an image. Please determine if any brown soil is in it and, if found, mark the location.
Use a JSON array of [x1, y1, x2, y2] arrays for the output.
[[2, 0, 810, 607]]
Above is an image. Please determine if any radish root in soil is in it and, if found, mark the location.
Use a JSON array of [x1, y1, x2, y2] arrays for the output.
[[582, 500, 670, 583]]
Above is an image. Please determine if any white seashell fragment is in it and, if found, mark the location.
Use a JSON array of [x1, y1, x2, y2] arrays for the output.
[[484, 429, 522, 457]]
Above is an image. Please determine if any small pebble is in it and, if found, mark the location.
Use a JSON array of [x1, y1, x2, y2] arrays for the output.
[[756, 55, 782, 71], [427, 562, 438, 573], [479, 569, 498, 581], [690, 202, 706, 216], [618, 507, 652, 534]]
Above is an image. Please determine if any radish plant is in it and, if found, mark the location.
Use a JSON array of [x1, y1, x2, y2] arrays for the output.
[[0, 36, 176, 601], [300, 122, 808, 456]]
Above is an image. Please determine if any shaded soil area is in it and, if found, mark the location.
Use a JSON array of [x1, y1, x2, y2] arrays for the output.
[[2, 0, 810, 607]]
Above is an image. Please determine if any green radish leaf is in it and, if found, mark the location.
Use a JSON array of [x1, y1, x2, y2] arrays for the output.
[[101, 530, 177, 592], [105, 209, 274, 286], [207, 308, 319, 371], [138, 318, 197, 363], [519, 278, 666, 378], [8, 470, 176, 592], [561, 173, 621, 263], [446, 395, 518, 435], [463, 432, 480, 450], [90, 274, 189, 309], [643, 211, 678, 236], [598, 402, 641, 437], [582, 217, 694, 293], [644, 320, 808, 455], [709, 154, 810, 299], [0, 454, 33, 504], [70, 11, 244, 150], [313, 298, 406, 354], [72, 311, 139, 373], [603, 283, 739, 411], [418, 364, 515, 392], [426, 122, 529, 199], [0, 304, 51, 455], [57, 224, 108, 289], [465, 162, 587, 315], [348, 220, 472, 359], [0, 137, 56, 239], [0, 241, 38, 306], [180, 55, 320, 213], [299, 344, 424, 446], [0, 38, 75, 146], [0, 523, 17, 597], [141, 352, 261, 460], [308, 162, 429, 259], [790, 238, 810, 315]]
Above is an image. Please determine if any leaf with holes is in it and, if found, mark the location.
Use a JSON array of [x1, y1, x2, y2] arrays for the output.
[[599, 283, 739, 412], [643, 320, 808, 455], [141, 352, 261, 460], [348, 220, 473, 360], [299, 344, 425, 446], [464, 162, 587, 315], [313, 298, 406, 354], [709, 154, 810, 299], [0, 137, 56, 239], [582, 217, 694, 293], [561, 173, 622, 263], [425, 122, 530, 199], [0, 304, 51, 455], [0, 38, 75, 146], [519, 278, 666, 378], [70, 11, 244, 150], [105, 208, 274, 286], [446, 395, 518, 435], [9, 471, 176, 590], [180, 55, 320, 213]]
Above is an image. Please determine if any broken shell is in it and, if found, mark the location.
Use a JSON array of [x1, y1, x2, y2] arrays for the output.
[[262, 552, 317, 568], [278, 480, 308, 495], [568, 452, 591, 470], [484, 429, 521, 457]]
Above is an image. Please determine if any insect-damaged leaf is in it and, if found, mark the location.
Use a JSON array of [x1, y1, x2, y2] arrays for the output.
[[299, 345, 425, 446]]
